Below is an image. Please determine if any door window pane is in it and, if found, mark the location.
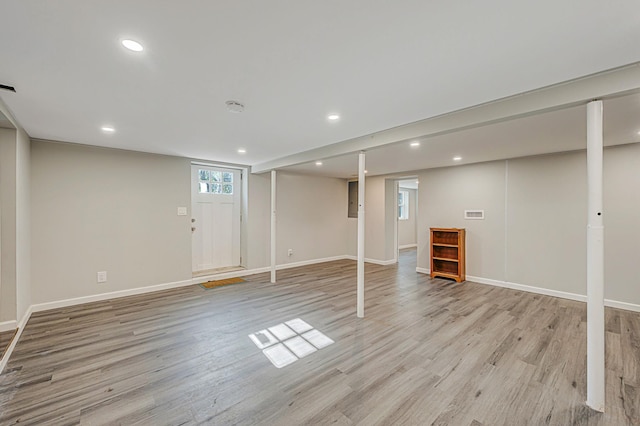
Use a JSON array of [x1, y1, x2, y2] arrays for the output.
[[222, 184, 233, 194], [223, 172, 233, 183]]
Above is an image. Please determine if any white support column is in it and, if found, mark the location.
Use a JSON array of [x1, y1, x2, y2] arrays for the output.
[[270, 170, 277, 284], [357, 151, 366, 318], [586, 100, 605, 412]]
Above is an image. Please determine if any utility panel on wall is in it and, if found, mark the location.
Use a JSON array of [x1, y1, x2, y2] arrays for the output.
[[464, 210, 485, 220], [348, 181, 358, 218]]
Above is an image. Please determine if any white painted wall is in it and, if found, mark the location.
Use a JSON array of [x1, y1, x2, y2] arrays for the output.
[[276, 172, 348, 265], [416, 143, 640, 306], [31, 141, 193, 304], [398, 187, 417, 247]]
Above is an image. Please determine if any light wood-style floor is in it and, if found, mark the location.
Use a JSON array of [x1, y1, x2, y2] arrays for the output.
[[1, 249, 638, 425]]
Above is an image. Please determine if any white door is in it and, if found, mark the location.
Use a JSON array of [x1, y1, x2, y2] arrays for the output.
[[191, 165, 241, 272]]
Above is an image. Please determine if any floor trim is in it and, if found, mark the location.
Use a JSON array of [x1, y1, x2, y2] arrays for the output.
[[0, 321, 17, 333], [345, 255, 396, 266], [399, 244, 418, 249], [0, 306, 32, 375], [414, 269, 640, 313]]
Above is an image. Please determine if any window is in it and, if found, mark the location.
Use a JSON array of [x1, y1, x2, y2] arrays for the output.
[[398, 190, 409, 220], [198, 169, 233, 194]]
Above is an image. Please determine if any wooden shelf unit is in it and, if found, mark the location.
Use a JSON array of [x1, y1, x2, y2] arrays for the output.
[[430, 228, 466, 282]]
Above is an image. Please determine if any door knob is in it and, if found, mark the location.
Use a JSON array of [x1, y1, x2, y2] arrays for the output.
[[191, 218, 196, 223]]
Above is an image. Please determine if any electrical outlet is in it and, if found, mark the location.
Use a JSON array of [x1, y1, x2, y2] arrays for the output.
[[287, 249, 293, 257], [97, 271, 107, 283]]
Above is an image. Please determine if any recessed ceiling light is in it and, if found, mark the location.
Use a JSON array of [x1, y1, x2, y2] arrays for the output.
[[101, 126, 115, 133], [327, 114, 340, 121], [637, 130, 640, 135], [453, 156, 462, 161], [410, 141, 420, 147], [121, 39, 144, 52], [237, 148, 246, 154], [315, 161, 323, 166], [416, 180, 419, 184], [364, 170, 368, 174]]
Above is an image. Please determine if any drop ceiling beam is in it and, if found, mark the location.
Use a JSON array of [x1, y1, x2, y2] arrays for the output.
[[251, 63, 640, 174]]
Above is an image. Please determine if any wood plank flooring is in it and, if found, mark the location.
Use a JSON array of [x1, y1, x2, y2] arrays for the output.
[[1, 249, 639, 425]]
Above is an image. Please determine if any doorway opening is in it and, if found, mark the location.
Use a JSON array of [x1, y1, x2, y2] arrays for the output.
[[396, 178, 419, 269]]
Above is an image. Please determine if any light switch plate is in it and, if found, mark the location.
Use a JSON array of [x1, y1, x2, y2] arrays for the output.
[[177, 207, 187, 216]]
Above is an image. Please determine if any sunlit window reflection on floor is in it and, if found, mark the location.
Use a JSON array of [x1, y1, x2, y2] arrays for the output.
[[248, 318, 334, 368]]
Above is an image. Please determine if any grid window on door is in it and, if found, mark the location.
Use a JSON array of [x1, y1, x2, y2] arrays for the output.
[[198, 169, 233, 194]]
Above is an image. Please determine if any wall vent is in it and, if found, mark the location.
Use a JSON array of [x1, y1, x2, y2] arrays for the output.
[[464, 210, 484, 220]]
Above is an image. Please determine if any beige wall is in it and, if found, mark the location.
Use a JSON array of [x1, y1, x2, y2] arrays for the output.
[[0, 124, 31, 324], [417, 161, 507, 280], [0, 128, 17, 322], [398, 187, 417, 247], [15, 127, 31, 319], [276, 172, 348, 265], [347, 176, 396, 262], [416, 144, 640, 306], [603, 143, 640, 305], [31, 141, 193, 304], [506, 152, 586, 294]]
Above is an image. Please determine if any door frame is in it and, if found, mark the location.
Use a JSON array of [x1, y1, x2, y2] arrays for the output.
[[190, 161, 248, 271]]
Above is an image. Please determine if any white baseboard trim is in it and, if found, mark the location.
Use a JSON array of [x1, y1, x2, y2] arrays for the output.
[[399, 244, 417, 249], [276, 255, 350, 271], [466, 275, 587, 303], [0, 320, 17, 333], [416, 267, 430, 274], [344, 255, 397, 266], [416, 269, 640, 313], [0, 305, 32, 375], [31, 278, 195, 313], [604, 298, 640, 313]]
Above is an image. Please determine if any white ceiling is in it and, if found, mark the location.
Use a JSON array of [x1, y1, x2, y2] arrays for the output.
[[0, 1, 639, 172], [283, 93, 640, 178]]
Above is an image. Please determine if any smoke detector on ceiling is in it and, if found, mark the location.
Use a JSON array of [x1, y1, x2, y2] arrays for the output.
[[225, 100, 245, 113]]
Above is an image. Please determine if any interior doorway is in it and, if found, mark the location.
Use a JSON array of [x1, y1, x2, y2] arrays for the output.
[[191, 164, 241, 274], [396, 178, 419, 266]]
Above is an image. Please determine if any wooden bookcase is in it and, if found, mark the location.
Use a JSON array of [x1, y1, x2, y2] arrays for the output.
[[430, 228, 466, 282]]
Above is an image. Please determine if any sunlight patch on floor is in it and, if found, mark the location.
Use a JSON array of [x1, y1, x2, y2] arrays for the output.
[[248, 318, 334, 368]]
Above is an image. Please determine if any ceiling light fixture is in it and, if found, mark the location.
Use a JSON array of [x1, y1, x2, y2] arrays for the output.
[[327, 114, 340, 121], [410, 141, 420, 147], [453, 156, 462, 161], [364, 170, 368, 174], [121, 39, 144, 52], [315, 161, 323, 166], [226, 100, 245, 113], [101, 126, 115, 133], [237, 148, 246, 154]]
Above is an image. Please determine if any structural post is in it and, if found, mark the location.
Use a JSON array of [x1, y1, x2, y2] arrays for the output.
[[270, 170, 277, 283], [357, 151, 366, 318], [586, 100, 605, 412]]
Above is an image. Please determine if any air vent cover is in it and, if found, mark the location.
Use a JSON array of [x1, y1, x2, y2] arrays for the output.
[[464, 210, 485, 220]]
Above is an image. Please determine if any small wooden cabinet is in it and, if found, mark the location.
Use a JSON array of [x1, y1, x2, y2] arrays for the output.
[[430, 228, 466, 282]]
